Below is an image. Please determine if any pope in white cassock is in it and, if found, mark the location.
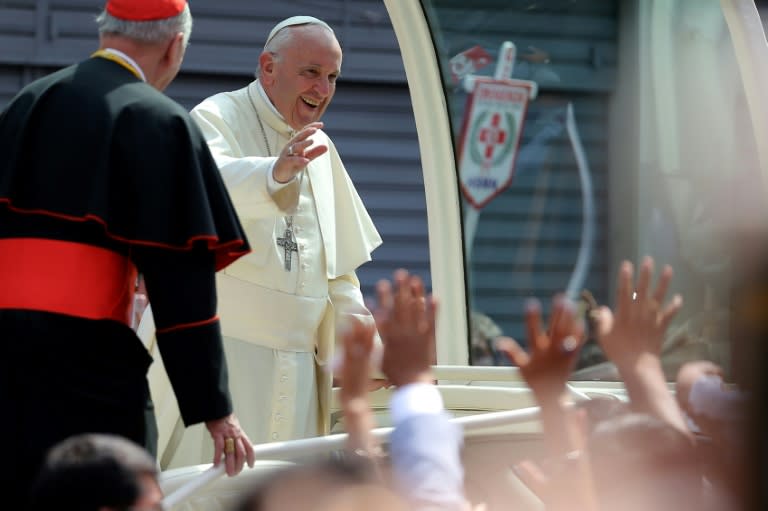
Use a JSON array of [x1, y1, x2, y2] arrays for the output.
[[163, 16, 382, 465]]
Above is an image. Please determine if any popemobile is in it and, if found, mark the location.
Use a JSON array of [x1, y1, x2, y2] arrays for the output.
[[1, 0, 766, 509]]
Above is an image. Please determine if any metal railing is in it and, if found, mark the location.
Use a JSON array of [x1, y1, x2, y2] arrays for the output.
[[162, 405, 542, 510]]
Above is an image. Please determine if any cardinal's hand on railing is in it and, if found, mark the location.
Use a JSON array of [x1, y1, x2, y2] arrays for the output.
[[205, 413, 256, 476]]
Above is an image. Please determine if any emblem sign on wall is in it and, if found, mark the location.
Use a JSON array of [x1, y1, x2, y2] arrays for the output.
[[458, 78, 532, 210]]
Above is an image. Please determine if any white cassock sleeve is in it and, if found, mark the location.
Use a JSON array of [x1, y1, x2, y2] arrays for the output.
[[190, 105, 299, 219], [329, 272, 382, 347]]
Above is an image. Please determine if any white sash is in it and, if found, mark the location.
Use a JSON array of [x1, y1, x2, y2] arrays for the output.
[[216, 273, 328, 352]]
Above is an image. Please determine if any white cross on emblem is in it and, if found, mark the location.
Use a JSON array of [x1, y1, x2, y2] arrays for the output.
[[479, 112, 508, 162]]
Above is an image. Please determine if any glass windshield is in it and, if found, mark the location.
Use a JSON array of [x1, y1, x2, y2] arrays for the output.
[[421, 0, 766, 380]]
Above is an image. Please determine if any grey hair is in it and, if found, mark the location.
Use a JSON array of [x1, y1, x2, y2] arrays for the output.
[[96, 4, 193, 47], [256, 21, 335, 78]]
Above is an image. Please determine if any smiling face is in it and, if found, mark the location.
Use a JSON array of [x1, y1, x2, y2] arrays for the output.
[[260, 24, 342, 130]]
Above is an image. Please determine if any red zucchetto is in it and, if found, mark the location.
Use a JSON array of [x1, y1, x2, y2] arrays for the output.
[[106, 0, 187, 21]]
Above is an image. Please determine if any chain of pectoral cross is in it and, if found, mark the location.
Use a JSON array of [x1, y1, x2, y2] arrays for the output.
[[248, 86, 302, 272]]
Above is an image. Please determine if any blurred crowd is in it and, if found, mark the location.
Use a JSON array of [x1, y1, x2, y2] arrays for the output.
[[30, 255, 767, 511]]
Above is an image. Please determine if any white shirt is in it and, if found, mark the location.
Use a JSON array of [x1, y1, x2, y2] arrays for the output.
[[390, 383, 445, 425]]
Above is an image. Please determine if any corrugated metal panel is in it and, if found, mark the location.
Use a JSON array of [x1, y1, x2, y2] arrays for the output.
[[0, 0, 427, 301], [0, 2, 37, 63], [3, 0, 403, 82], [428, 0, 617, 348], [0, 66, 24, 105]]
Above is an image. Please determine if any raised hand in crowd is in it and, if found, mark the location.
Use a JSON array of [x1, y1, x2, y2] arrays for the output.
[[496, 296, 597, 511], [374, 269, 470, 511], [376, 269, 438, 387], [496, 296, 584, 410], [338, 318, 382, 459], [592, 257, 689, 435], [593, 257, 682, 363]]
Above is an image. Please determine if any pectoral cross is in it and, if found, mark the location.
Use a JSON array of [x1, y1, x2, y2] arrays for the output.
[[276, 221, 299, 271]]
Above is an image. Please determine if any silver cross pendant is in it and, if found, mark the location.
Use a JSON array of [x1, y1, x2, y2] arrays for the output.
[[276, 227, 298, 271]]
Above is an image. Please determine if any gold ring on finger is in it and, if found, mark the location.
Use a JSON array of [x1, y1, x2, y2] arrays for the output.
[[224, 437, 235, 454]]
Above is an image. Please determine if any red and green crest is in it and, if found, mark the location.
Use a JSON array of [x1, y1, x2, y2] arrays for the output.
[[458, 79, 531, 210]]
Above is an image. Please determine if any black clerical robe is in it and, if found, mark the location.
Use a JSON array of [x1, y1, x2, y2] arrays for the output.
[[0, 57, 250, 503]]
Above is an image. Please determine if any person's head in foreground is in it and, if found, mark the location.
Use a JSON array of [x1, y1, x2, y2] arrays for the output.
[[30, 433, 161, 511], [589, 412, 702, 511], [236, 456, 407, 511]]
